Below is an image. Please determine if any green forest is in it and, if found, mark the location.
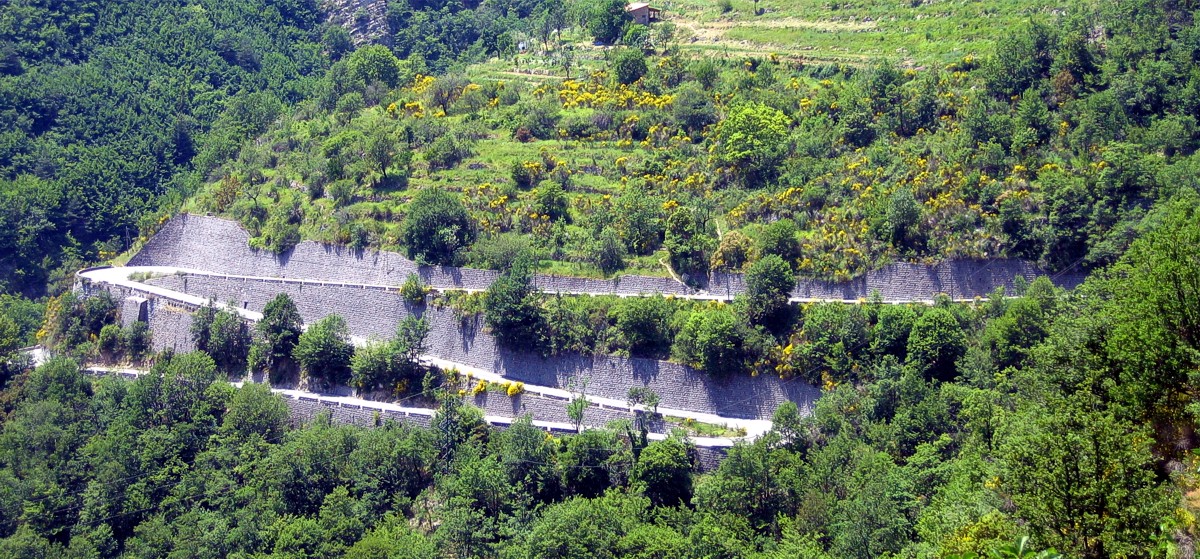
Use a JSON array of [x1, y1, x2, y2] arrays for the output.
[[2, 0, 1200, 556]]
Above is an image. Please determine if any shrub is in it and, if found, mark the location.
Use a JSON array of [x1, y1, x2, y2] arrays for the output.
[[614, 295, 676, 358], [425, 132, 475, 171], [589, 229, 627, 275], [401, 273, 427, 305], [613, 48, 648, 85], [673, 307, 765, 376], [98, 323, 124, 360], [483, 257, 545, 350], [711, 230, 753, 272]]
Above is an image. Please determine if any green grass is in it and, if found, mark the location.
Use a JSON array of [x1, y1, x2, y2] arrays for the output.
[[663, 0, 1061, 64]]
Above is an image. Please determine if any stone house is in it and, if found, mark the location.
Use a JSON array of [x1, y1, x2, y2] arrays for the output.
[[626, 2, 662, 25]]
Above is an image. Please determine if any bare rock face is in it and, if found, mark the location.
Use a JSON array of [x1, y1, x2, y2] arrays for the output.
[[321, 0, 390, 46]]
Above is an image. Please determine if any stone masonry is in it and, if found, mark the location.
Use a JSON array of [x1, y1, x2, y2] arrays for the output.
[[131, 214, 1086, 301]]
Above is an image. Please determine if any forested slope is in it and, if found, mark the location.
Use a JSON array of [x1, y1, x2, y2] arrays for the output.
[[0, 0, 332, 296], [1, 196, 1198, 557]]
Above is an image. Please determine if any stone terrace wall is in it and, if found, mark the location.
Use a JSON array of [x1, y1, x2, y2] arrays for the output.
[[145, 273, 819, 420], [132, 214, 1085, 300]]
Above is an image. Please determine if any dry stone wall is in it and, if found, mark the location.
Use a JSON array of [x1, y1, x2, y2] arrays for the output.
[[132, 214, 1085, 301], [143, 273, 818, 420]]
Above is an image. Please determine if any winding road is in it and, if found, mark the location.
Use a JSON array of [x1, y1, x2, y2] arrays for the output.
[[79, 265, 775, 446]]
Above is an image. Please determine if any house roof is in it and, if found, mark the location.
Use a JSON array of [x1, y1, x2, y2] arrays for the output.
[[626, 2, 651, 11]]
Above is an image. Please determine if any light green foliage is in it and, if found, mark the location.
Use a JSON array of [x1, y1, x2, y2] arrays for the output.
[[401, 273, 427, 305], [350, 316, 428, 393], [907, 307, 967, 381], [567, 394, 589, 432], [716, 102, 790, 187], [673, 307, 746, 376], [294, 314, 354, 386], [756, 219, 801, 264], [346, 45, 402, 88], [711, 229, 753, 272]]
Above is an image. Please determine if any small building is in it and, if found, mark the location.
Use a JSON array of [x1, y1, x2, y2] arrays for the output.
[[626, 2, 662, 25]]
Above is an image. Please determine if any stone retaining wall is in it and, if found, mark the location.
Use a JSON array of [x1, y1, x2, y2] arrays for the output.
[[144, 273, 819, 420], [132, 214, 1085, 300]]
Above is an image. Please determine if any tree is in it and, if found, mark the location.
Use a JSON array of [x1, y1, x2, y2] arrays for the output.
[[589, 0, 629, 44], [906, 308, 967, 381], [757, 219, 801, 264], [483, 257, 545, 350], [251, 293, 304, 378], [664, 208, 713, 286], [567, 395, 589, 432], [614, 295, 675, 358], [589, 228, 626, 275], [674, 307, 758, 376], [744, 254, 795, 325], [207, 309, 250, 374], [294, 314, 354, 386], [191, 304, 217, 353], [711, 230, 753, 272], [632, 437, 693, 507], [673, 83, 718, 138], [346, 45, 402, 88], [613, 48, 647, 85], [400, 188, 476, 265], [716, 102, 791, 187], [999, 403, 1171, 557], [221, 382, 290, 442]]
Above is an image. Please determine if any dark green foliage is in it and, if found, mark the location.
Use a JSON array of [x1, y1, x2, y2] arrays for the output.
[[664, 208, 713, 286], [400, 188, 476, 265], [483, 257, 545, 350], [632, 437, 693, 507], [999, 403, 1170, 557], [744, 254, 795, 325], [250, 293, 303, 379], [589, 0, 630, 44], [0, 0, 328, 296], [207, 309, 251, 374], [614, 48, 648, 85], [294, 314, 354, 386], [614, 295, 676, 358], [589, 228, 627, 275]]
